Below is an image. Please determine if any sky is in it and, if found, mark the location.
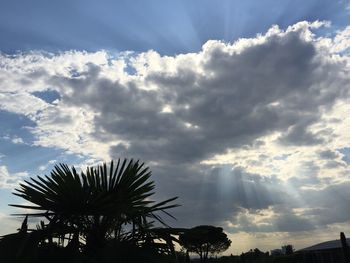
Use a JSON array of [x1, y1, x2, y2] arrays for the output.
[[1, 0, 350, 255]]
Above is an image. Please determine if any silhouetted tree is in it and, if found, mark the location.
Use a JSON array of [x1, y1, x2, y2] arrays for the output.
[[179, 225, 231, 263], [283, 244, 294, 255], [240, 248, 270, 262], [6, 159, 179, 262], [340, 232, 349, 263]]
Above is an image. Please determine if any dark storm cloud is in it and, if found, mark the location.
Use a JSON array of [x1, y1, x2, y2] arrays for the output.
[[42, 24, 350, 231], [278, 123, 326, 146], [300, 182, 350, 226], [317, 150, 345, 169], [150, 164, 289, 228], [273, 212, 316, 232], [143, 33, 344, 160], [229, 208, 316, 233], [49, 26, 349, 168], [319, 149, 339, 159]]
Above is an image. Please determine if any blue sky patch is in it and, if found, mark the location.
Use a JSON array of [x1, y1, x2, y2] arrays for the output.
[[339, 148, 350, 165], [32, 90, 60, 104], [0, 0, 349, 55]]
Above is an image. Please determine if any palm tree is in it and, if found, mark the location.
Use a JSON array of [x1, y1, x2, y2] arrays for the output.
[[10, 159, 179, 256]]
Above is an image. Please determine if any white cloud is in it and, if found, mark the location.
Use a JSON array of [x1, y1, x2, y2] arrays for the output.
[[331, 25, 350, 53], [0, 165, 27, 189], [11, 137, 24, 144], [0, 92, 48, 116]]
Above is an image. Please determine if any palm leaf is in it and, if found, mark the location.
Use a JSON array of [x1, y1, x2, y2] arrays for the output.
[[10, 159, 179, 247]]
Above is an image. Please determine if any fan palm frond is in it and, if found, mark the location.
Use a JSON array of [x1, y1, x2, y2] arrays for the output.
[[11, 159, 179, 245]]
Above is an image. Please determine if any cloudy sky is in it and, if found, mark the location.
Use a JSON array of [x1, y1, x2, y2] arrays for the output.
[[1, 0, 350, 254]]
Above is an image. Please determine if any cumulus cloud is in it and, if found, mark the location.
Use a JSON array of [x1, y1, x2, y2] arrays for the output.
[[0, 21, 350, 236], [0, 165, 27, 189]]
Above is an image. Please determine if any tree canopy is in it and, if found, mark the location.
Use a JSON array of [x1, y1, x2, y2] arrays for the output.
[[179, 225, 231, 263]]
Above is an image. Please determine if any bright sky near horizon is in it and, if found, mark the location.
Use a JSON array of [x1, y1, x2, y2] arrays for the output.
[[1, 0, 350, 254]]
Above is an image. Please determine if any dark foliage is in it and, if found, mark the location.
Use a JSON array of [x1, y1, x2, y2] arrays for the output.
[[179, 225, 231, 263], [0, 159, 180, 263]]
